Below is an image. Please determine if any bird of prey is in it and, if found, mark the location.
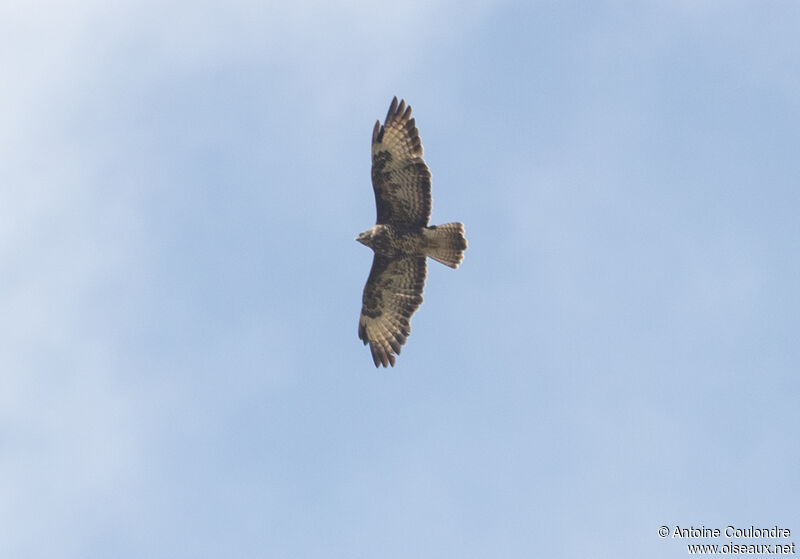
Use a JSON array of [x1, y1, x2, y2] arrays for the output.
[[356, 97, 467, 367]]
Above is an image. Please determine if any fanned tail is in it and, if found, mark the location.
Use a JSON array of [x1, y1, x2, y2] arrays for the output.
[[424, 223, 467, 268]]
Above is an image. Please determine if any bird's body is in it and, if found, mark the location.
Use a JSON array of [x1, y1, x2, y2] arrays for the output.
[[356, 97, 467, 367], [357, 224, 425, 260], [357, 223, 466, 267]]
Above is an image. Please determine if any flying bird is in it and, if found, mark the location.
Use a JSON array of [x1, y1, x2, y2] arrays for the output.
[[357, 97, 468, 367]]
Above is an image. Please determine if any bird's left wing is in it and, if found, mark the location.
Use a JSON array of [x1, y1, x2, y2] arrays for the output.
[[371, 97, 432, 228]]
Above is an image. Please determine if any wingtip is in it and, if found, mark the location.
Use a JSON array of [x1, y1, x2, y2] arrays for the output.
[[386, 97, 399, 122], [372, 120, 381, 143], [382, 96, 417, 129], [369, 343, 397, 368]]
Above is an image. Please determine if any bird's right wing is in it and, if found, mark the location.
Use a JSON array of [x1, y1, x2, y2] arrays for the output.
[[358, 254, 427, 367]]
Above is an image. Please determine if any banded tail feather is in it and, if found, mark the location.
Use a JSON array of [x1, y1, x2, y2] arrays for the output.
[[424, 222, 467, 269]]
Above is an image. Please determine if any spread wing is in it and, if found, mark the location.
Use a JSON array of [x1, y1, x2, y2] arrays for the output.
[[358, 255, 427, 367], [371, 97, 432, 228]]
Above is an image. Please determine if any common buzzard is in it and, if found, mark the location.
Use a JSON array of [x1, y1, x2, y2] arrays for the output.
[[357, 97, 467, 367]]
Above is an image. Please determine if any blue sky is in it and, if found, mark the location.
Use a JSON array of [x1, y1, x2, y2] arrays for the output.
[[2, 1, 799, 557]]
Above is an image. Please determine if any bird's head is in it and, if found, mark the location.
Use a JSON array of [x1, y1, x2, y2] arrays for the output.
[[355, 228, 374, 247]]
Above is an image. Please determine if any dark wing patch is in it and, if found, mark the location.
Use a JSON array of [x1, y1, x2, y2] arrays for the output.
[[358, 254, 427, 367], [371, 97, 432, 228]]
